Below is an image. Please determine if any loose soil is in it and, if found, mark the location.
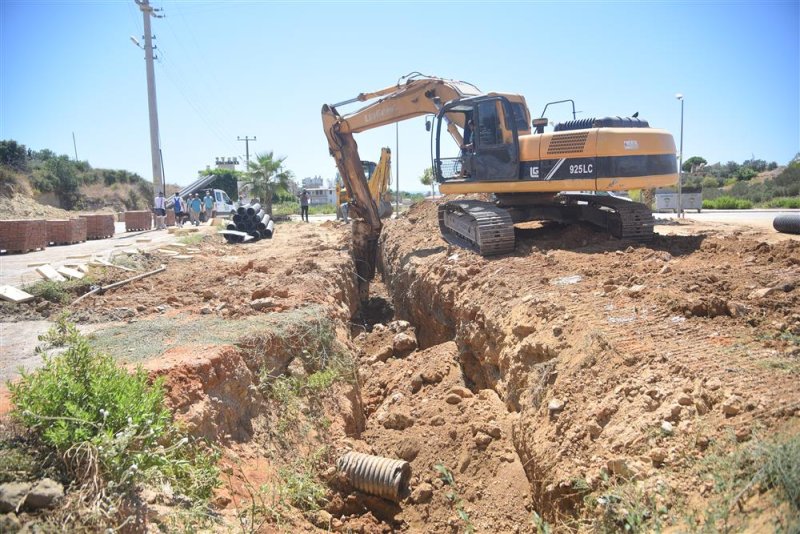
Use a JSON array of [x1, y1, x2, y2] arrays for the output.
[[1, 200, 798, 532]]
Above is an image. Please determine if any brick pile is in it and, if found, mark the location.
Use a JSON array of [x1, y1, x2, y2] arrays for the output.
[[0, 219, 48, 253], [165, 210, 175, 226], [124, 210, 153, 232], [80, 214, 115, 239], [46, 218, 87, 245]]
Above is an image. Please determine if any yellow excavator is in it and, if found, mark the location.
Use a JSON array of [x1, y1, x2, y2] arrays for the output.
[[336, 147, 393, 220], [322, 73, 677, 295]]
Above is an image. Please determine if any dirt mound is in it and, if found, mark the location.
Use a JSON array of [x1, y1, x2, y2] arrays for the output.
[[378, 199, 800, 529], [0, 195, 71, 220]]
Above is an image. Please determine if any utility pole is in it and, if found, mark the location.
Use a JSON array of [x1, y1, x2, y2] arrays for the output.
[[135, 0, 164, 197], [237, 136, 256, 169], [237, 136, 256, 201], [72, 132, 78, 161], [395, 123, 400, 213]]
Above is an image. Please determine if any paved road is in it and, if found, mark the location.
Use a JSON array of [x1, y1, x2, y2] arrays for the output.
[[654, 209, 798, 229], [0, 222, 198, 288]]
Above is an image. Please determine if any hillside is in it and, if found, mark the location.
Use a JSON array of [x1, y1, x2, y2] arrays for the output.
[[0, 139, 183, 219]]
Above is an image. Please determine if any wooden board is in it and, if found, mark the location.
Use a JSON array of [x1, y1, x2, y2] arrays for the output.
[[135, 238, 152, 243], [163, 242, 187, 248], [156, 249, 179, 255], [66, 254, 91, 259], [173, 255, 193, 260], [0, 285, 35, 303], [57, 266, 85, 280], [26, 261, 48, 267], [36, 265, 67, 282]]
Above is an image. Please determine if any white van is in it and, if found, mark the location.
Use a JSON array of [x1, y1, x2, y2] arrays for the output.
[[211, 189, 235, 215]]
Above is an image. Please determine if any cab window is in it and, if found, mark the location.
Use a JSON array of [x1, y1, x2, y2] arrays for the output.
[[221, 192, 231, 204], [476, 100, 502, 146], [215, 191, 222, 202]]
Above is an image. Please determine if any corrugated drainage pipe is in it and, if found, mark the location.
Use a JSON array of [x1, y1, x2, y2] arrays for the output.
[[336, 451, 411, 502]]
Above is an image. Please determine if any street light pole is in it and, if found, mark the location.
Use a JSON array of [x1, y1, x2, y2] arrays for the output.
[[675, 93, 684, 218], [395, 122, 400, 214]]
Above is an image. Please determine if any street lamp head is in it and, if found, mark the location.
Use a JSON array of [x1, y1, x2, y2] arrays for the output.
[[675, 93, 684, 101]]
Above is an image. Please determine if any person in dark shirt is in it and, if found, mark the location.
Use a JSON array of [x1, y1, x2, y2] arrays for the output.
[[299, 190, 310, 222]]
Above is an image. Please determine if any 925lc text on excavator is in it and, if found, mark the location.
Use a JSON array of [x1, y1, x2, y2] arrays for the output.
[[322, 73, 677, 295]]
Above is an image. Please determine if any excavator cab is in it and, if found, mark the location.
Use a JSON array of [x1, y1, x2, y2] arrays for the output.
[[435, 95, 521, 183]]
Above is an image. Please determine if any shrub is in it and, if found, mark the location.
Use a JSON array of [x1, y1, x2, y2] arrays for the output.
[[24, 278, 93, 304], [8, 320, 219, 507], [703, 196, 752, 209]]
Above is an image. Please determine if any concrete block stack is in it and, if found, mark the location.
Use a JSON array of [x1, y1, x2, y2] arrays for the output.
[[80, 214, 115, 239], [0, 220, 48, 253], [124, 210, 153, 232], [46, 218, 87, 245]]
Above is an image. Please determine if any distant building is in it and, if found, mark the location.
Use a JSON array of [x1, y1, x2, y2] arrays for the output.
[[215, 157, 239, 171], [302, 176, 324, 189], [306, 187, 336, 205]]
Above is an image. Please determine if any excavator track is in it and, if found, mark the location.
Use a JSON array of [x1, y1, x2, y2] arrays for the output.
[[438, 200, 515, 256], [561, 194, 655, 241]]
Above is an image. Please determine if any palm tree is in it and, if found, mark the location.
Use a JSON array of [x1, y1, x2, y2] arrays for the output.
[[246, 151, 293, 215]]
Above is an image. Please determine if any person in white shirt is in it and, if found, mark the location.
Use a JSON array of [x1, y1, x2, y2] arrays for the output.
[[153, 191, 167, 229]]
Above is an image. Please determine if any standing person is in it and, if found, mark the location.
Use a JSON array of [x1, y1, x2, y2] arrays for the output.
[[172, 192, 184, 227], [153, 191, 167, 229], [203, 190, 214, 222], [339, 200, 350, 223], [189, 193, 202, 226], [299, 190, 310, 222]]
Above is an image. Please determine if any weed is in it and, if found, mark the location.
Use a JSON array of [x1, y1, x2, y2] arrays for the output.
[[531, 511, 553, 534], [585, 480, 668, 534], [7, 321, 220, 530], [758, 358, 800, 375], [278, 464, 327, 512], [35, 312, 78, 350], [686, 431, 800, 532], [24, 277, 95, 304], [179, 233, 205, 246], [227, 466, 286, 533], [435, 463, 475, 533]]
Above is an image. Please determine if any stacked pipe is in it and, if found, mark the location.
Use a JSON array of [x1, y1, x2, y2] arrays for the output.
[[222, 201, 275, 244]]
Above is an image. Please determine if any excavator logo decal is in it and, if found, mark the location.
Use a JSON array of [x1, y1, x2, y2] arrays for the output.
[[364, 106, 397, 124], [544, 158, 566, 181], [529, 166, 540, 179]]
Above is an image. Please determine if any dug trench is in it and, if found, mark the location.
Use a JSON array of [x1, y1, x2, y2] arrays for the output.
[[2, 202, 798, 532]]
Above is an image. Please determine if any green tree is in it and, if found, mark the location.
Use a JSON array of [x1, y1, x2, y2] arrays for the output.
[[246, 151, 293, 215], [735, 166, 758, 181], [419, 167, 435, 196], [682, 156, 707, 173], [199, 168, 242, 200], [0, 140, 28, 171]]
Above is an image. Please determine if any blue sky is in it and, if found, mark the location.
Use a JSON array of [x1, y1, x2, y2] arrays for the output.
[[2, 0, 798, 192]]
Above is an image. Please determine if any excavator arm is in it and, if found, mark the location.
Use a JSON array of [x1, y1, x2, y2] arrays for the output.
[[321, 74, 500, 298]]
